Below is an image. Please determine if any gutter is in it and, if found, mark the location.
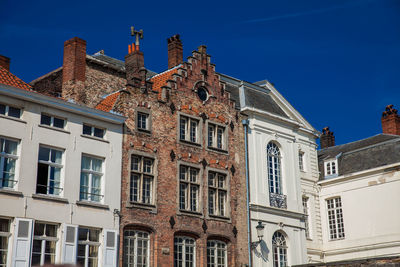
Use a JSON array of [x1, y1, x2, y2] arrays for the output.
[[242, 119, 252, 267]]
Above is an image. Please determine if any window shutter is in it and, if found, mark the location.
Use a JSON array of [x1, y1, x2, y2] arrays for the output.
[[62, 224, 78, 264], [12, 218, 33, 267], [103, 229, 118, 267]]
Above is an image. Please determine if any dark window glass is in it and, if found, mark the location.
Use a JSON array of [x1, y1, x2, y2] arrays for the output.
[[197, 87, 208, 101], [94, 127, 104, 138], [0, 104, 5, 115], [8, 107, 21, 118], [83, 125, 92, 135], [41, 114, 51, 126], [53, 117, 64, 128]]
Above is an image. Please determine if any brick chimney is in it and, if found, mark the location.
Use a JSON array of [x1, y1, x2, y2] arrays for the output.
[[167, 34, 183, 69], [125, 43, 146, 82], [320, 127, 335, 149], [0, 55, 10, 71], [381, 104, 400, 135], [63, 37, 86, 84]]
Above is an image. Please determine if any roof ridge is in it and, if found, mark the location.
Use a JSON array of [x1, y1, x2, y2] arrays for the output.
[[150, 64, 182, 79]]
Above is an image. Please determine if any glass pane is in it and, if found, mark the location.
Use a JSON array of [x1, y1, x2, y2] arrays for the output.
[[51, 149, 62, 164], [4, 140, 17, 155], [78, 228, 89, 241], [0, 219, 9, 232], [0, 104, 5, 115], [92, 158, 102, 172], [83, 124, 92, 135], [8, 107, 21, 118], [40, 114, 51, 125], [82, 156, 91, 170], [53, 117, 64, 128], [3, 158, 16, 188], [94, 128, 104, 138], [89, 229, 99, 242], [39, 147, 50, 161], [34, 223, 45, 236], [46, 224, 57, 237], [143, 158, 152, 173], [45, 240, 56, 254]]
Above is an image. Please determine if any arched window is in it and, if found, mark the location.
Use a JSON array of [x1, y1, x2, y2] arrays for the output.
[[123, 230, 150, 267], [207, 240, 227, 267], [272, 231, 287, 267], [174, 236, 195, 267], [267, 142, 282, 194]]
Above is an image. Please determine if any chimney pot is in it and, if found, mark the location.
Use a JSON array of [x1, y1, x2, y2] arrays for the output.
[[0, 55, 10, 71], [167, 34, 183, 69]]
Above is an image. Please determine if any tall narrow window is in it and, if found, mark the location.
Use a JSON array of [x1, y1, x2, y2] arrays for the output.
[[137, 112, 150, 132], [207, 240, 227, 267], [208, 171, 227, 217], [123, 230, 150, 267], [130, 155, 154, 204], [272, 232, 287, 267], [298, 152, 304, 171], [302, 196, 310, 239], [31, 222, 58, 266], [174, 236, 195, 267], [0, 138, 18, 189], [179, 165, 200, 212], [80, 156, 103, 202], [327, 197, 345, 240], [267, 143, 282, 194], [36, 146, 63, 195], [180, 115, 200, 144], [77, 227, 100, 267], [0, 218, 10, 267], [208, 123, 226, 150]]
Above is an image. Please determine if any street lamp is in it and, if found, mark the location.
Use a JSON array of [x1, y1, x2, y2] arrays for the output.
[[251, 221, 265, 249]]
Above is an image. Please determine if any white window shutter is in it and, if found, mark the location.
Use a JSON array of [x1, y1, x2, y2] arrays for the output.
[[12, 218, 33, 267], [62, 224, 78, 264], [103, 229, 118, 267]]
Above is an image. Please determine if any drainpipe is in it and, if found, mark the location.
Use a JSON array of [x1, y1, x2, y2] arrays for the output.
[[242, 119, 252, 267]]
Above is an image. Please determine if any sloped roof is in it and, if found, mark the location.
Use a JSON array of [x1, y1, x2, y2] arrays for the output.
[[0, 66, 32, 91], [318, 134, 400, 179], [95, 91, 121, 112], [150, 67, 179, 92]]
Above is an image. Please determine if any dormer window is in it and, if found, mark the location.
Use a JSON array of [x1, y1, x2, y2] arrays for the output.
[[324, 159, 338, 176]]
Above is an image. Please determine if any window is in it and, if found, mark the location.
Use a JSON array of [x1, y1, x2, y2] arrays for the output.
[[31, 222, 58, 266], [267, 142, 282, 194], [327, 197, 345, 240], [180, 115, 200, 144], [179, 165, 200, 212], [302, 196, 310, 239], [77, 227, 100, 267], [0, 219, 10, 267], [299, 152, 304, 171], [174, 236, 195, 267], [80, 156, 103, 202], [324, 160, 337, 176], [0, 138, 18, 189], [208, 171, 227, 217], [207, 240, 227, 267], [0, 104, 21, 119], [197, 87, 208, 102], [137, 112, 150, 132], [36, 146, 63, 195], [130, 155, 154, 204], [40, 114, 65, 129], [123, 230, 149, 267], [208, 123, 226, 150], [83, 124, 105, 139], [272, 232, 287, 267]]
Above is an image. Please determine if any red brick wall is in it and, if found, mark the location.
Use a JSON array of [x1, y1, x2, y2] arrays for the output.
[[382, 114, 400, 135]]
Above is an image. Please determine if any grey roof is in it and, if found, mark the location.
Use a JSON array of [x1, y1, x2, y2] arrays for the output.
[[224, 83, 241, 109], [318, 134, 400, 179]]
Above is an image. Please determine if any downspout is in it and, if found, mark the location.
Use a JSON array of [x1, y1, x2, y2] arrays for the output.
[[242, 119, 252, 267]]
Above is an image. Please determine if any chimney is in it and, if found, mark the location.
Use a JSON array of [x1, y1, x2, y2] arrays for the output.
[[320, 127, 335, 149], [0, 55, 10, 71], [167, 34, 183, 69], [381, 104, 400, 135], [63, 37, 87, 84], [125, 43, 145, 83]]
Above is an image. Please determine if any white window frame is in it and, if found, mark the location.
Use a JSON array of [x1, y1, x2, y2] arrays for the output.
[[207, 122, 227, 151], [0, 218, 11, 267], [207, 240, 227, 267], [130, 155, 154, 205], [174, 236, 196, 267], [267, 142, 282, 194], [0, 103, 21, 119], [31, 222, 58, 266], [208, 171, 228, 217], [36, 146, 64, 196], [179, 114, 200, 145], [299, 151, 305, 172], [179, 165, 200, 213], [0, 137, 19, 189], [80, 155, 104, 203], [324, 159, 338, 176], [123, 230, 150, 267], [326, 197, 345, 240], [76, 227, 100, 267], [272, 231, 288, 267], [40, 113, 66, 129], [302, 196, 311, 239], [82, 124, 105, 139]]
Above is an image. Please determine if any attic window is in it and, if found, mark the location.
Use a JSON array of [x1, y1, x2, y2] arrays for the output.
[[324, 159, 338, 177], [197, 87, 208, 102]]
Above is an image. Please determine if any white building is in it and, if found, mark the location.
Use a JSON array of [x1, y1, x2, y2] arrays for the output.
[[0, 62, 125, 267], [222, 76, 321, 267]]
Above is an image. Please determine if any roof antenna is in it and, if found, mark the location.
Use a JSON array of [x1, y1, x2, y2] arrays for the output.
[[130, 26, 143, 50]]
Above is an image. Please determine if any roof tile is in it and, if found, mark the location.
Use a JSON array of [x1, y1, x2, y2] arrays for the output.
[[0, 66, 31, 91], [95, 91, 121, 112]]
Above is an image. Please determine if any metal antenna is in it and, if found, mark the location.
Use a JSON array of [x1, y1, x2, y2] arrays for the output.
[[131, 26, 144, 47]]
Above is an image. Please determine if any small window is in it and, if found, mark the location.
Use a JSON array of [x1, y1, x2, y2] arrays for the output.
[[31, 222, 58, 266], [0, 104, 21, 119], [324, 159, 338, 176], [80, 156, 104, 202], [0, 137, 19, 189], [36, 146, 63, 195], [83, 124, 105, 138], [327, 197, 345, 240], [179, 165, 200, 212], [137, 112, 150, 132], [130, 155, 154, 205], [77, 227, 100, 266], [180, 115, 200, 144], [40, 114, 65, 129], [208, 171, 228, 217], [208, 123, 226, 151], [299, 151, 305, 171], [0, 218, 10, 267], [197, 87, 208, 102]]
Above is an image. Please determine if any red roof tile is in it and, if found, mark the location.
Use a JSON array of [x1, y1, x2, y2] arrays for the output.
[[0, 66, 31, 91], [150, 68, 179, 92], [95, 91, 121, 112]]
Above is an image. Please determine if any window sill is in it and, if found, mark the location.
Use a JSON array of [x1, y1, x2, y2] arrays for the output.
[[0, 188, 23, 197], [137, 128, 152, 135], [179, 139, 202, 148], [0, 114, 26, 124], [32, 193, 69, 204], [127, 202, 157, 212], [80, 134, 109, 143], [76, 200, 109, 210], [178, 210, 203, 218], [207, 146, 228, 154], [208, 214, 230, 222], [39, 124, 70, 134], [329, 237, 345, 242]]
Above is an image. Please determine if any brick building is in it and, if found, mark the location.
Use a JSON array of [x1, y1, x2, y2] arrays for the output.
[[32, 35, 249, 266]]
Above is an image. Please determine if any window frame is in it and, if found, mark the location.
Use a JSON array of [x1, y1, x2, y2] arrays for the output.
[[178, 113, 202, 146], [79, 155, 104, 203], [324, 159, 338, 177], [0, 137, 19, 190], [82, 124, 106, 139], [40, 113, 66, 129], [135, 108, 152, 133], [76, 227, 101, 267], [36, 145, 64, 196], [129, 153, 155, 206], [267, 142, 282, 195], [206, 121, 228, 152], [298, 151, 305, 172], [302, 196, 311, 240], [31, 222, 58, 266], [123, 229, 150, 267], [207, 240, 227, 267], [0, 218, 11, 267], [326, 197, 345, 240], [207, 169, 229, 219], [177, 163, 202, 214], [174, 236, 196, 267], [0, 103, 22, 119], [272, 231, 288, 267]]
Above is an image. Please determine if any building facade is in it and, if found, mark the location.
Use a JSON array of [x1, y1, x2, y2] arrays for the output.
[[0, 60, 125, 267]]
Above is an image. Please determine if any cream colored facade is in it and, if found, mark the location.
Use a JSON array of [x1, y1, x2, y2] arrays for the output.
[[0, 83, 125, 267]]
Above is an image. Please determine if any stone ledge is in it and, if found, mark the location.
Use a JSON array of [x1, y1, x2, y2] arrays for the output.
[[32, 193, 69, 204]]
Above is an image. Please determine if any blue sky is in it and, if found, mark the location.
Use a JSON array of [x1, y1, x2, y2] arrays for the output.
[[1, 0, 399, 146]]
